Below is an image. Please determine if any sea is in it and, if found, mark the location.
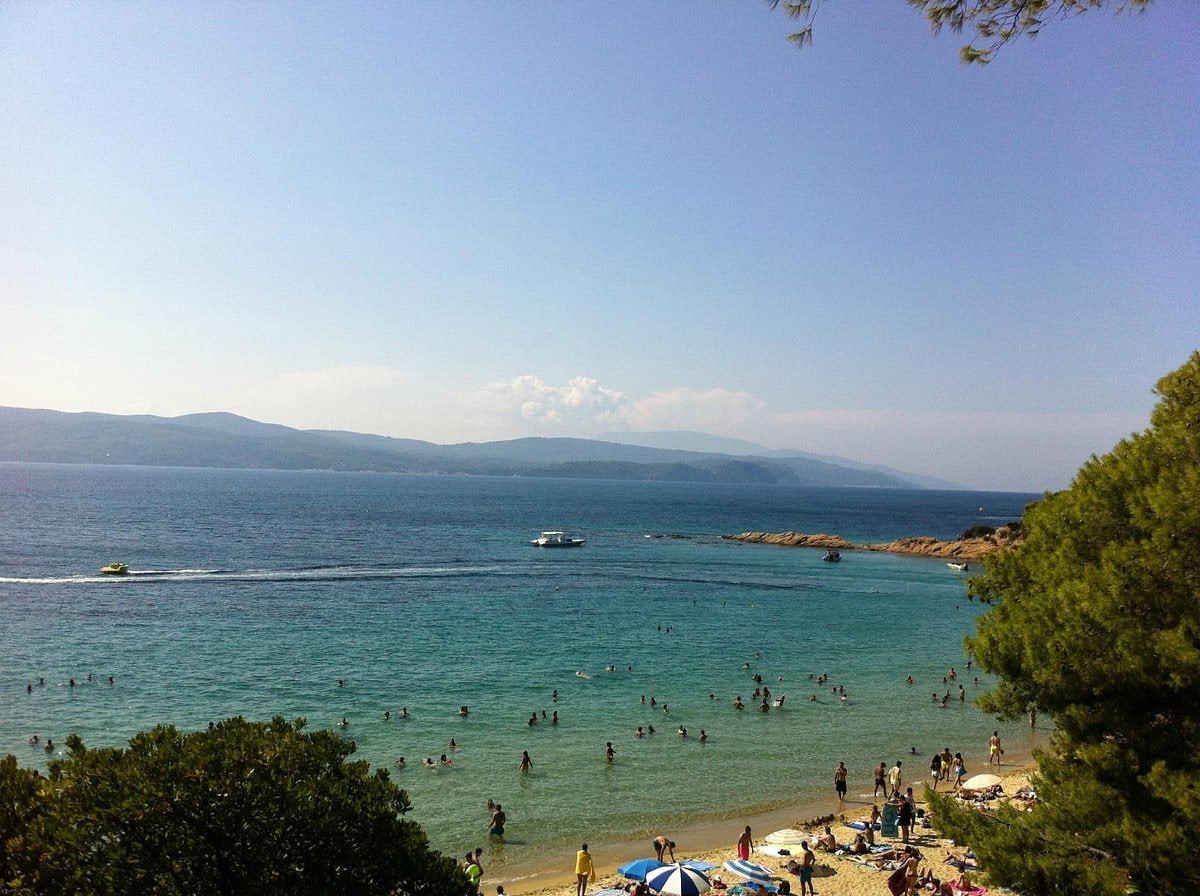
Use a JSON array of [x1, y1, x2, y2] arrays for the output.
[[0, 463, 1043, 888]]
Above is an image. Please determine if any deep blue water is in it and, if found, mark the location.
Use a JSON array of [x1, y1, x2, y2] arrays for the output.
[[0, 463, 1039, 884]]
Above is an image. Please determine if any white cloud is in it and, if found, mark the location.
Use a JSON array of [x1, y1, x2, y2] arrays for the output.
[[470, 376, 627, 433]]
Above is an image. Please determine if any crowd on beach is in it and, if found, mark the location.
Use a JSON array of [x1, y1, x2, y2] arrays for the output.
[[477, 756, 1032, 896]]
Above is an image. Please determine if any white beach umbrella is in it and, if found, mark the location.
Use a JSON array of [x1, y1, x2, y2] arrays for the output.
[[644, 862, 712, 896], [961, 773, 1003, 790], [764, 828, 807, 845]]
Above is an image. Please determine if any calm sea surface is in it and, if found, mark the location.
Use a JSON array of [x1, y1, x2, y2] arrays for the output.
[[0, 464, 1041, 885]]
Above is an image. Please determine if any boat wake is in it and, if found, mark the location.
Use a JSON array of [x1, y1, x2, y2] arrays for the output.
[[0, 564, 511, 586]]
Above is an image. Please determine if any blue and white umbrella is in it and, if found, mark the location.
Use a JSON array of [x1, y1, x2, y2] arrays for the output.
[[723, 859, 777, 882], [618, 858, 666, 882], [645, 862, 712, 896]]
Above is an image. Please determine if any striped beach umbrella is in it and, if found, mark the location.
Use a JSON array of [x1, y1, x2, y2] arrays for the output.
[[722, 859, 777, 882], [644, 862, 712, 896]]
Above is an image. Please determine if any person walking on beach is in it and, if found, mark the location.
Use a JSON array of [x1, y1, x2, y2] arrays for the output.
[[989, 731, 1003, 767], [574, 843, 596, 896], [952, 753, 966, 790], [737, 825, 753, 860], [799, 841, 816, 896], [929, 752, 942, 791], [888, 760, 903, 798], [653, 835, 676, 862], [940, 747, 953, 781], [834, 761, 848, 807], [874, 761, 887, 798]]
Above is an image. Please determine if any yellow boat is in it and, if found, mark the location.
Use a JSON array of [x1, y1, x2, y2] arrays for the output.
[[100, 562, 129, 575]]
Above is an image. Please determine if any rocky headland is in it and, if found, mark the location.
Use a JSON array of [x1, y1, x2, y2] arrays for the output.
[[723, 523, 1024, 561]]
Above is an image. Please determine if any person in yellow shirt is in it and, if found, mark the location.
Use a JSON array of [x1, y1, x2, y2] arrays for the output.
[[575, 843, 597, 896]]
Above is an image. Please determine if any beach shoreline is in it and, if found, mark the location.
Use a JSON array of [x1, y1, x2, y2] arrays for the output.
[[490, 752, 1037, 895]]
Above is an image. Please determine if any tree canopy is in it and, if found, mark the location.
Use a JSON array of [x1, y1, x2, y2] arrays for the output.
[[928, 352, 1200, 895], [768, 0, 1154, 62], [0, 716, 477, 896]]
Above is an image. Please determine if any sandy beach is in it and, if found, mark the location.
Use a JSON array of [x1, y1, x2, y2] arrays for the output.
[[493, 763, 1032, 896]]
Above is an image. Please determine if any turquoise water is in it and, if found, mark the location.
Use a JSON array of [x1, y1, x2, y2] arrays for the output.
[[0, 464, 1038, 884]]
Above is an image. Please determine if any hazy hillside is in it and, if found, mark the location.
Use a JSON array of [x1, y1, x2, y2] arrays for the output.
[[0, 407, 925, 488]]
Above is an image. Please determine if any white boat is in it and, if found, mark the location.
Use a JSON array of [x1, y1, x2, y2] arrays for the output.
[[947, 561, 969, 571], [531, 531, 586, 547]]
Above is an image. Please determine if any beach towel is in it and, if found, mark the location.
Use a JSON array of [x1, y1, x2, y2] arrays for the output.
[[886, 866, 907, 896], [846, 821, 882, 831], [949, 885, 988, 896]]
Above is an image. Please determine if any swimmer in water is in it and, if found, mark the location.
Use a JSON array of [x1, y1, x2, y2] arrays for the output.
[[519, 750, 533, 772], [448, 738, 458, 750], [440, 754, 453, 765], [395, 757, 406, 768]]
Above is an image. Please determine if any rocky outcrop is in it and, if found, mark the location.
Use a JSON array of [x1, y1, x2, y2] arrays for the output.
[[723, 525, 1023, 560]]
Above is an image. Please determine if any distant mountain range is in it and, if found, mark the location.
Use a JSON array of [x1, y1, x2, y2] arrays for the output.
[[0, 407, 959, 489]]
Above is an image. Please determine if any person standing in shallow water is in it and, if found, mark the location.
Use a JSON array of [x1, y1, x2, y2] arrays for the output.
[[488, 803, 506, 837], [574, 843, 596, 896], [834, 761, 848, 807]]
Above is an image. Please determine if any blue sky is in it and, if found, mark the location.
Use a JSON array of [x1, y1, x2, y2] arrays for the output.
[[2, 2, 1196, 491]]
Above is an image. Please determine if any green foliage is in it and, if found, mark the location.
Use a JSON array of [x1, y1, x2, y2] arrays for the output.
[[767, 0, 1154, 63], [0, 717, 477, 896], [960, 524, 996, 539], [932, 352, 1200, 896]]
